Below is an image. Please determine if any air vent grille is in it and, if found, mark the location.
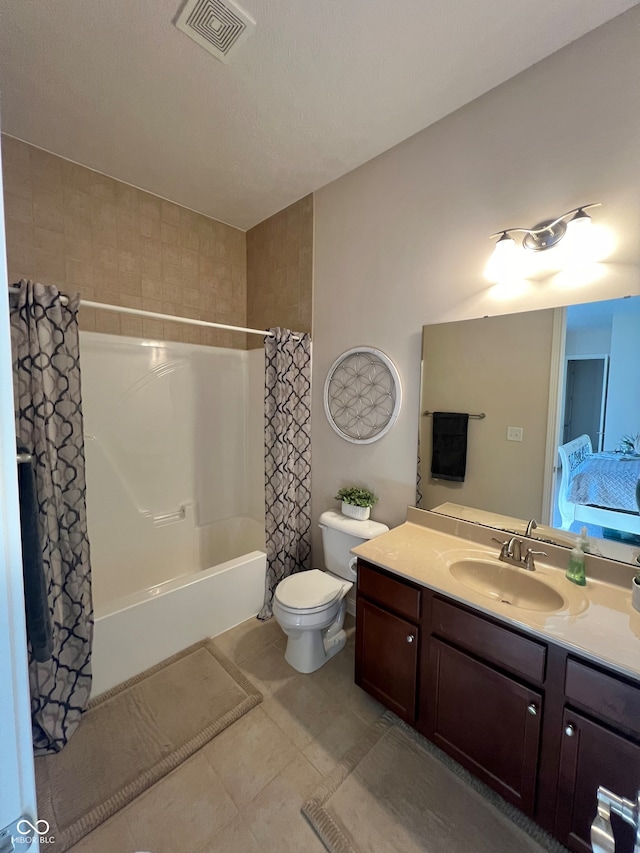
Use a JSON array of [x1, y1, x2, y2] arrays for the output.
[[175, 0, 255, 63]]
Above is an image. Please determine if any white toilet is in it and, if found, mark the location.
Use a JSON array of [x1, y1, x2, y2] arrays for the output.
[[273, 510, 389, 673]]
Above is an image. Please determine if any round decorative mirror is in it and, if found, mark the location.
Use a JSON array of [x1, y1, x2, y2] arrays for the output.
[[323, 347, 402, 444]]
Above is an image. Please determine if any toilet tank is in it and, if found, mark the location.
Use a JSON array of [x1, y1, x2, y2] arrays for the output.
[[319, 510, 389, 581]]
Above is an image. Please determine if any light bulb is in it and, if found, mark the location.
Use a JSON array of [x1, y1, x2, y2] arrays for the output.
[[484, 233, 520, 283], [566, 208, 592, 234]]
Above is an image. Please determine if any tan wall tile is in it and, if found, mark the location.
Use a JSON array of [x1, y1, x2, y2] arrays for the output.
[[139, 192, 161, 221], [79, 305, 96, 332], [2, 136, 313, 351], [3, 165, 33, 201], [120, 314, 144, 337], [246, 194, 313, 348], [88, 172, 117, 202], [32, 187, 64, 232], [35, 226, 64, 256], [91, 198, 118, 246], [29, 148, 62, 191], [95, 310, 121, 335], [64, 186, 92, 219], [161, 200, 181, 225], [140, 215, 161, 240]]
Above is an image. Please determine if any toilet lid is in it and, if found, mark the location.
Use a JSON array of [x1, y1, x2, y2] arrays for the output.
[[275, 569, 347, 611]]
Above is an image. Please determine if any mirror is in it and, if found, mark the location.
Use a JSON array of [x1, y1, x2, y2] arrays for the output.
[[418, 295, 640, 565]]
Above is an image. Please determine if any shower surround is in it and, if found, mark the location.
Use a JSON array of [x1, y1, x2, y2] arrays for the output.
[[80, 331, 266, 695]]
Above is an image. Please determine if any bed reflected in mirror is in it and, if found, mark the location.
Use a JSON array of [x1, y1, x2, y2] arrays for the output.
[[417, 295, 640, 565]]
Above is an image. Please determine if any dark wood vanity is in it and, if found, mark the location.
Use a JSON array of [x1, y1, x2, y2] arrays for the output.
[[355, 559, 640, 853]]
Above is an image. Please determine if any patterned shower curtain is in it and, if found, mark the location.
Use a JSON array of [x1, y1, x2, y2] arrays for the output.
[[10, 280, 93, 754], [259, 327, 312, 619]]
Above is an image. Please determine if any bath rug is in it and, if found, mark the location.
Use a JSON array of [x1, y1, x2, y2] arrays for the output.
[[35, 639, 262, 852], [302, 711, 568, 853]]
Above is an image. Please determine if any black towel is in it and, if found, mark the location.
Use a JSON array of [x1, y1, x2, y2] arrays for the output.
[[17, 450, 53, 663], [430, 412, 469, 482]]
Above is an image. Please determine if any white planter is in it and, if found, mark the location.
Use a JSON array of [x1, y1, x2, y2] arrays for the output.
[[633, 577, 640, 614], [341, 502, 370, 521]]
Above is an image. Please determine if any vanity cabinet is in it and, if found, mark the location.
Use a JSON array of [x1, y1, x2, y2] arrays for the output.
[[427, 637, 542, 814], [556, 709, 640, 852], [355, 559, 640, 853], [556, 658, 640, 853], [355, 564, 422, 722]]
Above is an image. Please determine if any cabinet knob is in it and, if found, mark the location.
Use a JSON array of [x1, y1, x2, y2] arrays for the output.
[[565, 724, 576, 737], [406, 634, 415, 644], [526, 703, 538, 716]]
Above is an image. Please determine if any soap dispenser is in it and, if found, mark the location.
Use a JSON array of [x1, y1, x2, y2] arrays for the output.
[[566, 527, 588, 586]]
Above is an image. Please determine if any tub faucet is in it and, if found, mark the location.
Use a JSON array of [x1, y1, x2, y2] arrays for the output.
[[591, 787, 640, 853], [525, 518, 537, 537]]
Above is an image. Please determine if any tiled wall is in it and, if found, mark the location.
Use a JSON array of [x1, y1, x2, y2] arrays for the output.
[[1, 136, 247, 348], [246, 195, 313, 348]]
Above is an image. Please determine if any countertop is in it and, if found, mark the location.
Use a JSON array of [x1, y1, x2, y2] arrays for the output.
[[351, 509, 640, 681]]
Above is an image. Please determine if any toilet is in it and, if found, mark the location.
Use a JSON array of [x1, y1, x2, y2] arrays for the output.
[[273, 510, 389, 673]]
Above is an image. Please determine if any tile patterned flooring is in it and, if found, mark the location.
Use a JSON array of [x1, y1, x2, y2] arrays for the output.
[[68, 615, 383, 853]]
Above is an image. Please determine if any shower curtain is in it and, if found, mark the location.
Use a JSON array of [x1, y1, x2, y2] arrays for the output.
[[10, 280, 93, 754], [259, 327, 312, 619]]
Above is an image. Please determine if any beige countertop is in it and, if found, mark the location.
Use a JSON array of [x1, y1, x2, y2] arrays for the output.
[[352, 508, 640, 681]]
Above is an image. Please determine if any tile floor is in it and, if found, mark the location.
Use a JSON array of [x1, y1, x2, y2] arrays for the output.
[[68, 615, 383, 853]]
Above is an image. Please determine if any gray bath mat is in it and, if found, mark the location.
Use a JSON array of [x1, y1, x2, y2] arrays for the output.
[[35, 639, 262, 852], [303, 712, 568, 853]]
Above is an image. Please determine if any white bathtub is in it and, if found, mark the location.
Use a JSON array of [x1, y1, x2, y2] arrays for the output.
[[79, 332, 268, 697], [91, 545, 266, 697]]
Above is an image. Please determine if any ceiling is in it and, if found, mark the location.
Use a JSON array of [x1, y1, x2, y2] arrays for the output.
[[0, 0, 636, 230]]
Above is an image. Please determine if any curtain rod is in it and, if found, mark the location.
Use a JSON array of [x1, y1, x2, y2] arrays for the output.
[[8, 286, 301, 340]]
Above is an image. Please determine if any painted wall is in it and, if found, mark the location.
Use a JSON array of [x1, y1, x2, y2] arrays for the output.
[[565, 325, 612, 357], [1, 137, 247, 347], [419, 310, 554, 521], [604, 308, 640, 450], [246, 194, 313, 347], [311, 8, 640, 559]]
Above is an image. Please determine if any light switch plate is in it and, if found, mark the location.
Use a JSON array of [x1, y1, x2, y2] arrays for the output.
[[507, 426, 523, 442]]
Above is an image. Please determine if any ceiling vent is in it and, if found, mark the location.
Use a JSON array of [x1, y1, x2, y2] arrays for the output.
[[175, 0, 256, 64]]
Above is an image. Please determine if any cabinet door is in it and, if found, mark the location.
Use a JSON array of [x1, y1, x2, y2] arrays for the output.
[[556, 709, 640, 853], [427, 638, 542, 815], [355, 598, 418, 722]]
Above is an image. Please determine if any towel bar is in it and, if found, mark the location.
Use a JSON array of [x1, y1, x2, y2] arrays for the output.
[[423, 411, 486, 419], [17, 452, 33, 464]]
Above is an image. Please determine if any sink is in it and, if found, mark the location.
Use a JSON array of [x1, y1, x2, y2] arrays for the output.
[[449, 558, 566, 612]]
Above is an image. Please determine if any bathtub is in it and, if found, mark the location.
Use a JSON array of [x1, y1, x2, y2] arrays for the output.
[[91, 542, 266, 697], [80, 332, 268, 697]]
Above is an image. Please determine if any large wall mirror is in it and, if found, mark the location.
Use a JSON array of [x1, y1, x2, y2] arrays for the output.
[[417, 295, 640, 565]]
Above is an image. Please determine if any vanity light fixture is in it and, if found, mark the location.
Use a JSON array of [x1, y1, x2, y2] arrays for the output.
[[485, 203, 602, 283]]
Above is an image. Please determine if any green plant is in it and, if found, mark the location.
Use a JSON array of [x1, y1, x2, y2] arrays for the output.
[[618, 432, 640, 455], [335, 486, 378, 507]]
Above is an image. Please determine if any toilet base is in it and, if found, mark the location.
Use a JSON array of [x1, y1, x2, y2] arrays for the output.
[[284, 625, 348, 674]]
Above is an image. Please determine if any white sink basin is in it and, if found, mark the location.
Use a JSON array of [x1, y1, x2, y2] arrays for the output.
[[449, 558, 566, 612]]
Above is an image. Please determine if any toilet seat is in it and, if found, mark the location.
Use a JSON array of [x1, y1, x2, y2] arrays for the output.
[[274, 569, 347, 613]]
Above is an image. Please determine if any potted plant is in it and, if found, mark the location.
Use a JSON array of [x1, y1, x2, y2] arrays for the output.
[[335, 486, 378, 521], [618, 432, 640, 456]]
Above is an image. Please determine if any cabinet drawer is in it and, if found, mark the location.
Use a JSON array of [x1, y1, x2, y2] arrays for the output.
[[357, 562, 421, 622], [565, 658, 640, 734], [431, 597, 547, 685]]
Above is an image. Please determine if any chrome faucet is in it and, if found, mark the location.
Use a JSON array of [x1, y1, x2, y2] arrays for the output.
[[525, 518, 538, 537], [493, 536, 547, 572], [591, 787, 640, 853]]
